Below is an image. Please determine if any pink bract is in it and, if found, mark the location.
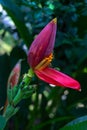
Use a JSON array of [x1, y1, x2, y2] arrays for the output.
[[35, 67, 80, 91], [28, 19, 57, 68]]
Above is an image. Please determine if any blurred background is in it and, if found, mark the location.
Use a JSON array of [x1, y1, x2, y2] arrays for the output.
[[0, 0, 87, 130]]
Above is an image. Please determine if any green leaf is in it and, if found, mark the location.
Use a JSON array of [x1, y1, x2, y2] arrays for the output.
[[60, 115, 87, 130], [0, 115, 6, 130], [7, 85, 18, 104], [4, 105, 20, 121], [0, 0, 32, 47]]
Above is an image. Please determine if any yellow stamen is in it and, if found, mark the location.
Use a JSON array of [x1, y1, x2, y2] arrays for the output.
[[35, 53, 53, 70], [52, 18, 57, 24]]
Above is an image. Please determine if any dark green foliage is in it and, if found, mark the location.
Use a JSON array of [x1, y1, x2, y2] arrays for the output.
[[0, 0, 87, 130], [0, 116, 6, 130]]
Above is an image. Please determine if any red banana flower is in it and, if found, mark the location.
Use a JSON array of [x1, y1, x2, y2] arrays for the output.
[[27, 18, 81, 91]]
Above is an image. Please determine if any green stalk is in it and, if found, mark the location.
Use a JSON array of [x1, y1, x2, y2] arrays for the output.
[[2, 69, 35, 129]]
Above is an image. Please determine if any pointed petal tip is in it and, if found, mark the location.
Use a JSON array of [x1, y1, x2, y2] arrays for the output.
[[73, 85, 81, 92], [52, 18, 57, 24], [75, 83, 81, 92]]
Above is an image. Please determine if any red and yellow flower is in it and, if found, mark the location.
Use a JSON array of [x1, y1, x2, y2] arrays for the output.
[[27, 18, 80, 91]]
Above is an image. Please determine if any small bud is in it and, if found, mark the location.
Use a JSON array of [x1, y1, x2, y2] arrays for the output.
[[8, 61, 21, 88], [3, 61, 21, 113]]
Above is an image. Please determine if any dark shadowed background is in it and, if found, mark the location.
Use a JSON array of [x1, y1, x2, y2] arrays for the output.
[[0, 0, 87, 130]]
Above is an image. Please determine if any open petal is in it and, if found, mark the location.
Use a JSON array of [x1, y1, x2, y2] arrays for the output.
[[35, 67, 81, 91]]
